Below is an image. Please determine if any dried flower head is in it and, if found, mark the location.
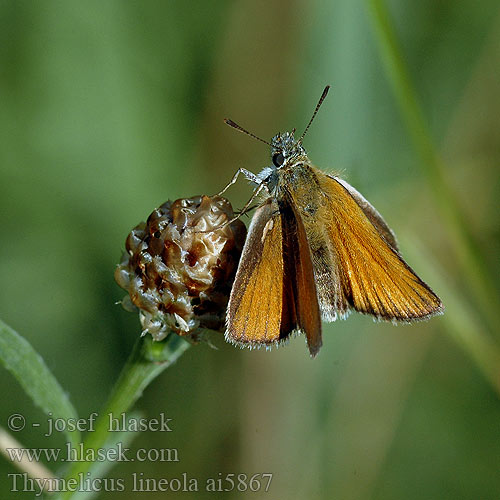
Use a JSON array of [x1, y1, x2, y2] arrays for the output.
[[115, 195, 247, 341]]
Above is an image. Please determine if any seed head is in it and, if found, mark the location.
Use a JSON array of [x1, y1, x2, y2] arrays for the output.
[[115, 195, 246, 341]]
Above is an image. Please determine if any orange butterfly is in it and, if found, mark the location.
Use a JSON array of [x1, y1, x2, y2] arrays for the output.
[[222, 86, 443, 357]]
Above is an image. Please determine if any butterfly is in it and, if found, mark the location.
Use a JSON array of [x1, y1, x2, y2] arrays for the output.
[[222, 86, 443, 357]]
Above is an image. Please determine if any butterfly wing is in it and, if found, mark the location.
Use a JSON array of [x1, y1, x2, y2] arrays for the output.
[[279, 193, 322, 356], [333, 176, 399, 252], [297, 169, 443, 321], [226, 197, 322, 356]]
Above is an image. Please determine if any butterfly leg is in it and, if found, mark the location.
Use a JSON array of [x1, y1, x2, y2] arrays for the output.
[[199, 183, 268, 234], [216, 168, 262, 196], [234, 182, 267, 218], [219, 182, 268, 228]]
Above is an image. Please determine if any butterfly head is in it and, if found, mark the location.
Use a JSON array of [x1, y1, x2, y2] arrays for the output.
[[224, 85, 330, 172], [270, 131, 308, 169]]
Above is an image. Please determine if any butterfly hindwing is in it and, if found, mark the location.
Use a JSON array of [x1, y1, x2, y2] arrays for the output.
[[279, 193, 322, 356]]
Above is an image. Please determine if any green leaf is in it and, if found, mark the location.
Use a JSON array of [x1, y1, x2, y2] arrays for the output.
[[0, 318, 80, 447]]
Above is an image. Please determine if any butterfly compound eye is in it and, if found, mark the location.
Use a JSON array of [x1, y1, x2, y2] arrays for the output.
[[272, 152, 284, 167]]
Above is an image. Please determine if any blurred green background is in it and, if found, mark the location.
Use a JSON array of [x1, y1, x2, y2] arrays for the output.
[[1, 1, 500, 499]]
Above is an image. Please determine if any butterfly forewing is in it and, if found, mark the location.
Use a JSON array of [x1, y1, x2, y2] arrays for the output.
[[226, 199, 286, 346], [314, 172, 443, 320], [333, 176, 399, 252]]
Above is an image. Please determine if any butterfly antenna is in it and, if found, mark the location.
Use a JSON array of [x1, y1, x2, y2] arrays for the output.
[[298, 85, 330, 143], [224, 119, 272, 147]]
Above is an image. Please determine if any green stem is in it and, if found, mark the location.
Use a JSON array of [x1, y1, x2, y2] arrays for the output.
[[59, 333, 190, 499], [365, 0, 500, 332]]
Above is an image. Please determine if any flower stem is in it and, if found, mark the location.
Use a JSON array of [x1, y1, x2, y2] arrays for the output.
[[58, 333, 190, 499]]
